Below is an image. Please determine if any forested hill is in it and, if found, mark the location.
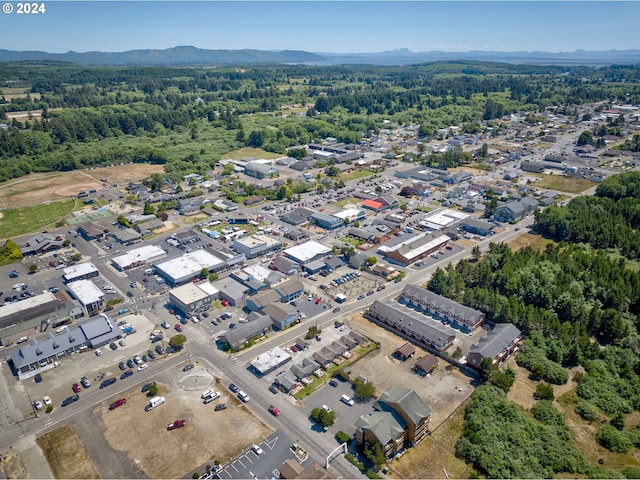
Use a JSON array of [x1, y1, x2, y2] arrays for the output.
[[0, 46, 324, 66], [2, 46, 640, 66]]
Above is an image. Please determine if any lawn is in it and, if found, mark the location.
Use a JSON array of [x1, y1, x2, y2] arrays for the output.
[[529, 174, 596, 194], [0, 199, 77, 239]]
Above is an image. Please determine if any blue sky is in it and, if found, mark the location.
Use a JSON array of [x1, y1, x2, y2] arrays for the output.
[[1, 1, 639, 53]]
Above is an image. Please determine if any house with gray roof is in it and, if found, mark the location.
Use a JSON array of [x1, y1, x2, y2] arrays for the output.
[[219, 315, 272, 350], [245, 289, 281, 312], [275, 370, 299, 393], [274, 279, 304, 303], [494, 195, 539, 223], [19, 233, 64, 256], [401, 284, 484, 330], [467, 323, 522, 369], [460, 218, 495, 237], [312, 349, 334, 368], [215, 278, 248, 307], [270, 256, 299, 276], [262, 303, 298, 329], [290, 357, 321, 380]]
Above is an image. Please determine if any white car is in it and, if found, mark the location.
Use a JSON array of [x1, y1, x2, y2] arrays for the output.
[[33, 400, 43, 410], [133, 355, 143, 365], [321, 404, 333, 413], [201, 389, 214, 399], [137, 364, 149, 371], [251, 444, 264, 455], [55, 326, 67, 333], [43, 396, 52, 406], [95, 349, 102, 356]]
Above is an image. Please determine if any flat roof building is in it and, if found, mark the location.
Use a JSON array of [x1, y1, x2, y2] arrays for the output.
[[155, 250, 226, 286], [284, 241, 332, 265], [112, 245, 167, 271], [67, 280, 104, 314], [63, 262, 99, 283], [233, 234, 282, 259], [250, 346, 291, 375], [379, 232, 450, 266], [0, 291, 62, 334], [169, 281, 219, 316]]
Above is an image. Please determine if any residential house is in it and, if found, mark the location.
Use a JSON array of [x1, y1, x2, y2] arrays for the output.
[[494, 196, 539, 223], [262, 303, 298, 329], [394, 341, 416, 361], [219, 315, 273, 350], [412, 354, 438, 376]]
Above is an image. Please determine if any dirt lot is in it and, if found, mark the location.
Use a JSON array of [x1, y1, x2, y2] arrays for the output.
[[100, 366, 272, 479], [0, 164, 164, 208], [346, 314, 476, 430]]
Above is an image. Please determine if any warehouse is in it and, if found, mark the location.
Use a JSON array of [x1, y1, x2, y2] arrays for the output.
[[0, 292, 63, 345], [111, 245, 167, 271], [154, 250, 227, 286], [283, 241, 332, 265], [67, 280, 105, 315], [378, 232, 450, 266], [233, 234, 282, 259]]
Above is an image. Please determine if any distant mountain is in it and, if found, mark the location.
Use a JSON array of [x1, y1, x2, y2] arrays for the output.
[[0, 46, 639, 66], [0, 46, 324, 66]]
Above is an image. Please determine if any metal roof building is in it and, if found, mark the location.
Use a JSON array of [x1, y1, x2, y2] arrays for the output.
[[63, 262, 99, 283], [67, 280, 104, 314], [155, 250, 227, 286], [284, 241, 332, 264], [111, 245, 167, 271], [250, 346, 291, 375]]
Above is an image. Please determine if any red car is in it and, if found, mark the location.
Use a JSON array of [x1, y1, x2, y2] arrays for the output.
[[72, 383, 81, 393], [268, 405, 281, 416], [376, 285, 386, 291], [315, 298, 320, 304], [175, 324, 184, 332], [221, 299, 229, 307], [109, 398, 126, 410], [167, 420, 186, 430]]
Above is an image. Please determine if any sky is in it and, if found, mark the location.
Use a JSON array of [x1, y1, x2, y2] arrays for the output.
[[0, 1, 639, 54]]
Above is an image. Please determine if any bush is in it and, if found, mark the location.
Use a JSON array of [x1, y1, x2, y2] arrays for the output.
[[574, 399, 599, 421], [622, 467, 640, 479], [596, 425, 631, 453], [335, 431, 351, 443], [192, 473, 200, 479], [535, 383, 555, 401]]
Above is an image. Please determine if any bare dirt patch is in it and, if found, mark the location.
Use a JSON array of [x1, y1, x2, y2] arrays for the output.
[[54, 182, 103, 197], [37, 424, 100, 479], [84, 163, 164, 184], [0, 448, 28, 479], [102, 373, 271, 478], [506, 232, 554, 253], [346, 313, 475, 430]]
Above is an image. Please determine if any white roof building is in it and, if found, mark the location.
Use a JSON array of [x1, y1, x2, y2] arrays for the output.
[[63, 262, 99, 283], [284, 240, 332, 264], [112, 245, 167, 271], [67, 280, 104, 312], [332, 208, 365, 222], [250, 346, 291, 374], [155, 250, 226, 286], [421, 209, 469, 230]]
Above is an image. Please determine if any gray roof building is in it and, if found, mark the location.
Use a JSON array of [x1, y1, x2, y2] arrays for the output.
[[467, 323, 522, 369], [219, 315, 272, 350]]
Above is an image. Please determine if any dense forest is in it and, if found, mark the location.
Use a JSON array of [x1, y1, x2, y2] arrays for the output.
[[1, 61, 640, 183], [432, 171, 640, 477]]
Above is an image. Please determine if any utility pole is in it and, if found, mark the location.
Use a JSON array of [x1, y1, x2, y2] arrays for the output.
[[27, 392, 39, 418]]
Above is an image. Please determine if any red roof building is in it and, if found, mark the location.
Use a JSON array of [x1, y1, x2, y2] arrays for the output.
[[362, 199, 385, 211]]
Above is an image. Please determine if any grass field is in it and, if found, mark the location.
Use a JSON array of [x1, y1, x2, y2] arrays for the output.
[[506, 232, 555, 252], [36, 425, 100, 479], [529, 174, 596, 194], [222, 147, 283, 160], [0, 199, 77, 239]]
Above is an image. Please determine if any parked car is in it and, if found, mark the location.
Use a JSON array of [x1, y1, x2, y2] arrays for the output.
[[95, 349, 102, 356], [109, 398, 126, 410], [80, 377, 91, 388], [167, 420, 186, 430], [109, 342, 118, 351], [229, 383, 239, 393], [118, 339, 126, 347], [120, 370, 134, 380], [43, 396, 52, 406], [182, 363, 194, 372], [329, 379, 338, 387], [141, 382, 156, 393], [133, 355, 143, 365], [72, 383, 81, 393], [251, 444, 263, 455], [155, 345, 164, 355], [33, 400, 43, 410], [175, 324, 184, 332], [127, 359, 135, 368], [214, 403, 227, 411], [332, 307, 341, 313], [138, 364, 149, 371]]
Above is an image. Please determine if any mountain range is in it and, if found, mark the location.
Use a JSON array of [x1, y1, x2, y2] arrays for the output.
[[1, 45, 639, 66]]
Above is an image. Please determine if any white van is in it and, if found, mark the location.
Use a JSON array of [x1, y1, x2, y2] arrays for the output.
[[238, 391, 250, 403], [340, 394, 355, 406]]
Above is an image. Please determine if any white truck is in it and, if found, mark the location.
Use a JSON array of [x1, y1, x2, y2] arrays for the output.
[[144, 396, 165, 412]]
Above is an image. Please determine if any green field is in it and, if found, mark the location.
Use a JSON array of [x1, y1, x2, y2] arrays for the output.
[[0, 200, 77, 239], [529, 174, 596, 194]]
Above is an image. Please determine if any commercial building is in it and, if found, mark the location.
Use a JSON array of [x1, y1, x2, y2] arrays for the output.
[[332, 208, 366, 224], [250, 346, 291, 375], [311, 212, 344, 230], [273, 279, 304, 303], [62, 262, 99, 283], [262, 302, 298, 329], [460, 218, 495, 236], [19, 233, 64, 256], [111, 245, 167, 271], [494, 196, 539, 223], [219, 315, 272, 350], [67, 280, 104, 315], [378, 232, 450, 266], [233, 234, 282, 259], [0, 292, 63, 344], [154, 250, 227, 286], [400, 284, 484, 331], [366, 300, 455, 352], [467, 323, 522, 369], [169, 282, 220, 317], [284, 241, 332, 265]]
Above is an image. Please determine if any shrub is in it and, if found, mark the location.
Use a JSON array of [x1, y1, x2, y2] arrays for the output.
[[335, 431, 351, 443], [574, 399, 599, 421], [596, 425, 631, 453], [535, 383, 555, 401], [622, 467, 640, 479], [192, 473, 200, 479]]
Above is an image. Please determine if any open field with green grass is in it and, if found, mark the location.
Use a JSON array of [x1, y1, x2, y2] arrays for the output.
[[222, 147, 283, 160], [340, 170, 376, 182], [529, 174, 596, 194], [0, 199, 78, 239]]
